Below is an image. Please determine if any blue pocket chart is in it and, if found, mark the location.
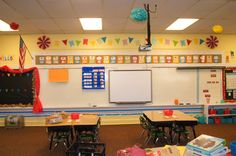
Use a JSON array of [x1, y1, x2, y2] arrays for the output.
[[82, 67, 105, 89]]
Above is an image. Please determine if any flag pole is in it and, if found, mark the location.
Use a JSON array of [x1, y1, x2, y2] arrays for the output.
[[18, 35, 34, 60]]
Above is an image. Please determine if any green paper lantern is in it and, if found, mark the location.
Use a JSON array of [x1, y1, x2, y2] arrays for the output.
[[130, 7, 147, 22]]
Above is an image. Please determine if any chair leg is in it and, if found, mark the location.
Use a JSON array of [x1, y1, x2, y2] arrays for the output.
[[139, 129, 146, 138], [49, 132, 55, 151]]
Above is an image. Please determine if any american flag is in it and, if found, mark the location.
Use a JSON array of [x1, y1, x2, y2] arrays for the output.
[[19, 36, 26, 72]]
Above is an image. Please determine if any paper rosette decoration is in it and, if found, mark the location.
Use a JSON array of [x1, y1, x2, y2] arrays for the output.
[[206, 36, 219, 49], [130, 7, 147, 22], [37, 35, 51, 49], [212, 25, 223, 34]]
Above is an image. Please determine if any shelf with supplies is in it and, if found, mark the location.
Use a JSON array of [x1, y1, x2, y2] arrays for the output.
[[204, 103, 236, 124]]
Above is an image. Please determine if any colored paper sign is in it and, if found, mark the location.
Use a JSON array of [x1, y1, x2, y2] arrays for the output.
[[138, 56, 145, 64], [173, 56, 179, 63], [117, 56, 124, 64], [52, 56, 59, 64], [110, 56, 116, 64], [96, 56, 103, 64], [67, 56, 74, 64], [152, 56, 159, 64], [81, 56, 89, 64], [186, 55, 193, 63], [89, 56, 96, 64], [131, 56, 138, 63], [60, 56, 67, 64], [74, 56, 80, 64], [124, 55, 131, 64], [48, 69, 68, 83], [103, 56, 110, 64]]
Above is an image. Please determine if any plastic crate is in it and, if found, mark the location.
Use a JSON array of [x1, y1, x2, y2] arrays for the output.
[[227, 117, 233, 124], [208, 118, 214, 124], [233, 117, 236, 123], [216, 109, 224, 115], [231, 109, 236, 114], [221, 117, 227, 124], [66, 142, 105, 156], [214, 117, 221, 124]]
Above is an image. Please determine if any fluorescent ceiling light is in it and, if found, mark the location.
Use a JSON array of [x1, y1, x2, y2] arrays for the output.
[[0, 20, 18, 31], [79, 18, 102, 30], [166, 18, 199, 30]]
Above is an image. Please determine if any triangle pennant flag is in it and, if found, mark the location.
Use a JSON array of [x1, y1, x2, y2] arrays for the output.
[[158, 38, 164, 44], [165, 39, 170, 45], [62, 39, 68, 45], [173, 40, 178, 46], [108, 39, 113, 46], [115, 38, 120, 44], [97, 38, 103, 44], [194, 38, 199, 45], [135, 40, 140, 46], [76, 40, 81, 46], [187, 39, 192, 46], [152, 38, 157, 45], [83, 39, 88, 45], [69, 40, 75, 47], [90, 40, 96, 46], [200, 39, 205, 45], [122, 39, 128, 45], [54, 40, 60, 47], [180, 40, 186, 46], [101, 37, 107, 43], [128, 37, 134, 43]]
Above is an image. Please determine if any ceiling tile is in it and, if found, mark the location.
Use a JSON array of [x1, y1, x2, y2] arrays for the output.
[[70, 0, 102, 17], [54, 18, 82, 30], [38, 0, 76, 18], [103, 0, 134, 18], [207, 1, 236, 20], [4, 0, 49, 18], [183, 0, 228, 18]]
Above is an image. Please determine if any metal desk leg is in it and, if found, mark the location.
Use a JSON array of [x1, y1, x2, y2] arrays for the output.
[[192, 126, 196, 138], [49, 132, 54, 151]]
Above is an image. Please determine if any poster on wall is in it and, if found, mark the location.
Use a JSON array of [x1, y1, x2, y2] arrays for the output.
[[223, 68, 236, 102], [82, 67, 105, 89]]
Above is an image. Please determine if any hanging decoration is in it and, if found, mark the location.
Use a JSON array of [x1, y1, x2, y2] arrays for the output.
[[37, 35, 51, 49], [212, 25, 223, 34], [206, 36, 219, 49], [130, 7, 147, 22], [10, 22, 19, 30]]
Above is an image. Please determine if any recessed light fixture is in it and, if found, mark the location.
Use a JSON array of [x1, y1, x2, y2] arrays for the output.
[[166, 18, 199, 30], [79, 18, 102, 30], [0, 19, 18, 31]]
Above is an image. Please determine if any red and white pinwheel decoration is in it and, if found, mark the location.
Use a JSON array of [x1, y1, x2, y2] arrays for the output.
[[206, 35, 219, 49], [37, 35, 51, 49]]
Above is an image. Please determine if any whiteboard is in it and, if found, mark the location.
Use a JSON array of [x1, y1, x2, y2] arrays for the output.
[[109, 70, 152, 103], [153, 68, 197, 104]]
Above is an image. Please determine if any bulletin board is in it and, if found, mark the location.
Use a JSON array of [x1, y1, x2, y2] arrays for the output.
[[109, 70, 152, 103], [223, 67, 236, 102], [0, 66, 42, 113]]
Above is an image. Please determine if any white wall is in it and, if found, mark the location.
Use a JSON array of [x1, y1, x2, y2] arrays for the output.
[[39, 66, 222, 108]]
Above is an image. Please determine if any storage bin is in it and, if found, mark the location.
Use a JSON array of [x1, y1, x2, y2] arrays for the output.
[[227, 117, 233, 124], [214, 117, 221, 124], [66, 142, 105, 156], [208, 118, 214, 124], [224, 108, 231, 114], [233, 117, 236, 123], [231, 109, 236, 114], [198, 116, 206, 124], [221, 117, 227, 124], [209, 109, 217, 115], [216, 109, 224, 114]]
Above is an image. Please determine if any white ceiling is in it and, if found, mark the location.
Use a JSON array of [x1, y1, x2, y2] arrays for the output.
[[0, 0, 236, 34]]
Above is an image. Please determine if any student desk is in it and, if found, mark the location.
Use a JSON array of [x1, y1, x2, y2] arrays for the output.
[[143, 110, 198, 143], [46, 114, 100, 150]]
